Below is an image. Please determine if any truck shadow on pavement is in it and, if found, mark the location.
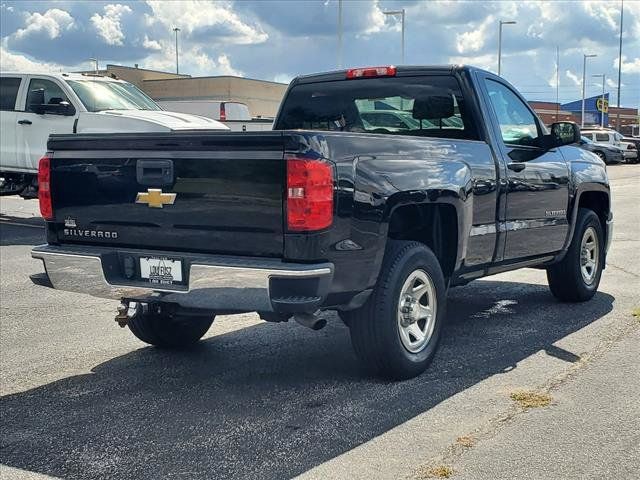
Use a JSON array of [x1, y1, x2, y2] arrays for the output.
[[0, 281, 614, 480], [0, 216, 45, 246]]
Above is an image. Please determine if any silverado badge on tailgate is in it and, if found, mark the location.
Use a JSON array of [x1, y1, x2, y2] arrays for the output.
[[135, 188, 177, 208]]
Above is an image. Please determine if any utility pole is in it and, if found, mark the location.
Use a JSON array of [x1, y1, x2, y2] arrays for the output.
[[337, 0, 343, 68], [383, 9, 405, 64], [616, 0, 624, 131], [497, 20, 516, 76], [556, 45, 560, 122], [581, 54, 597, 127], [173, 27, 180, 74], [593, 74, 606, 128]]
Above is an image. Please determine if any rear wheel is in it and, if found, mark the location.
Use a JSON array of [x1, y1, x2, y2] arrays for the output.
[[128, 304, 214, 348], [347, 240, 446, 380], [547, 208, 604, 302], [593, 151, 607, 163]]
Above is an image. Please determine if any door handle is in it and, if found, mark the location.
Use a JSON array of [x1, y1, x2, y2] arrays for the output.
[[18, 119, 32, 125], [507, 162, 526, 172]]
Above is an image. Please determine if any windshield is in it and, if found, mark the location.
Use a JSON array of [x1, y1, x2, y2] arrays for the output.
[[275, 75, 479, 140], [66, 79, 161, 112], [581, 136, 593, 144]]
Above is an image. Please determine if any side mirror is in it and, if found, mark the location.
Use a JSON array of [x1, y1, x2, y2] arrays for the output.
[[549, 122, 580, 147], [27, 88, 46, 114], [43, 100, 76, 116]]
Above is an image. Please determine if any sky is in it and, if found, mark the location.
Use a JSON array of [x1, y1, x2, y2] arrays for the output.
[[0, 0, 638, 107]]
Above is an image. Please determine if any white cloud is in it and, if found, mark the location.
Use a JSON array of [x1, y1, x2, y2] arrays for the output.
[[91, 4, 132, 46], [361, 1, 388, 36], [614, 56, 640, 75], [449, 53, 495, 72], [145, 1, 268, 45], [565, 69, 582, 86], [143, 44, 243, 77], [273, 73, 293, 84], [14, 8, 74, 39], [456, 16, 493, 54], [0, 45, 62, 71], [142, 35, 162, 51]]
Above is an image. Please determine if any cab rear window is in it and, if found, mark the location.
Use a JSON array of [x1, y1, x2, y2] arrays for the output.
[[0, 77, 21, 111], [275, 75, 478, 140]]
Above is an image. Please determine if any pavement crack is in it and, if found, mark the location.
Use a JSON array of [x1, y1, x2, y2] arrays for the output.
[[411, 318, 640, 479]]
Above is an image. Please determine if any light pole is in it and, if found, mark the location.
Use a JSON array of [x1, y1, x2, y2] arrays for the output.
[[497, 20, 516, 76], [173, 27, 180, 74], [383, 9, 405, 64], [615, 0, 624, 131], [593, 74, 606, 128], [581, 54, 597, 127], [337, 0, 343, 68]]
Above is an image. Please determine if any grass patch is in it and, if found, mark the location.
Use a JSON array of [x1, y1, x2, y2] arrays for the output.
[[510, 390, 552, 409], [456, 435, 475, 448], [416, 465, 454, 479], [632, 307, 640, 321]]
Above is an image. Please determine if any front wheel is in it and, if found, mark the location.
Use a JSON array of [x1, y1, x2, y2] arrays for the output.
[[347, 240, 447, 380], [547, 208, 604, 302], [128, 304, 214, 348]]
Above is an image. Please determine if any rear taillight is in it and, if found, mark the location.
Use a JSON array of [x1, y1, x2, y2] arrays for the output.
[[38, 154, 53, 220], [286, 157, 334, 231], [346, 66, 397, 79], [219, 103, 227, 121]]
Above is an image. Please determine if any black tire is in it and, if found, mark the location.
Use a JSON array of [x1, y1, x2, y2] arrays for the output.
[[593, 151, 607, 163], [347, 240, 447, 380], [547, 208, 604, 302], [128, 304, 214, 348]]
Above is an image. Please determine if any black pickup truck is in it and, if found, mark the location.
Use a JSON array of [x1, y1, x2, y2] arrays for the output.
[[31, 65, 612, 380]]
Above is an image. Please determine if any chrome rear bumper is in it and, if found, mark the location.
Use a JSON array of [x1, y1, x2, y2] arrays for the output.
[[31, 245, 333, 313]]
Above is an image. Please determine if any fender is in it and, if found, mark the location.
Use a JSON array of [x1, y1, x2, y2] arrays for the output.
[[362, 158, 473, 287], [553, 169, 610, 263]]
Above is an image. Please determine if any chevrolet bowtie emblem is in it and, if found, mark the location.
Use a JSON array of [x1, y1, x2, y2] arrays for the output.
[[135, 189, 177, 208]]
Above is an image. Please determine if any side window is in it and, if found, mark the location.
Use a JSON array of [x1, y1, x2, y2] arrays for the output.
[[0, 77, 21, 111], [26, 78, 70, 113], [595, 133, 609, 142], [485, 79, 539, 147]]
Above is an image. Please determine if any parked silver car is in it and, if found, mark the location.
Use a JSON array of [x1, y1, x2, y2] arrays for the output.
[[578, 136, 624, 164]]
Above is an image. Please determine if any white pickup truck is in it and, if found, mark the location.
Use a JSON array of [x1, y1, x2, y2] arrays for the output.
[[0, 72, 227, 197]]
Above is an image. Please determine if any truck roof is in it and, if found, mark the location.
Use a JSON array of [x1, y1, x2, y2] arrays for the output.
[[0, 71, 129, 83], [291, 65, 486, 85]]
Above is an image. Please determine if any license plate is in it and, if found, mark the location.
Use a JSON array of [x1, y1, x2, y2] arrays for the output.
[[139, 257, 183, 285]]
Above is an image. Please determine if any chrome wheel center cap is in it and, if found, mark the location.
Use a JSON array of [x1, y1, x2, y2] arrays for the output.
[[400, 296, 418, 326]]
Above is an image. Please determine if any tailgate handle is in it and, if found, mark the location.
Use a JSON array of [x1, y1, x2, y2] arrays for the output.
[[136, 160, 174, 187]]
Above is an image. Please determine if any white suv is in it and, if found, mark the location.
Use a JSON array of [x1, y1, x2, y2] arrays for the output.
[[0, 72, 226, 197], [581, 128, 637, 163]]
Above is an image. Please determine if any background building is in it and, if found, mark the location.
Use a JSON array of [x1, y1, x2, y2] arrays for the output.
[[83, 64, 287, 118]]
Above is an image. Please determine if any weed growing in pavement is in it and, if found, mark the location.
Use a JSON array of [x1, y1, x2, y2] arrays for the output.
[[455, 435, 475, 448], [510, 390, 552, 409], [416, 465, 454, 478]]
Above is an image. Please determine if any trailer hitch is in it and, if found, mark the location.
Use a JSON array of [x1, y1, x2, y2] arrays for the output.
[[115, 300, 139, 328]]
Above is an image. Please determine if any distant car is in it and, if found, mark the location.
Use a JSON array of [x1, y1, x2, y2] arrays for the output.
[[578, 136, 623, 164], [621, 137, 639, 164], [359, 110, 422, 131], [157, 100, 273, 132], [581, 128, 637, 163]]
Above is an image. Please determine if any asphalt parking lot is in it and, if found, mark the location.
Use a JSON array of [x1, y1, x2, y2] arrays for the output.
[[1, 164, 639, 480]]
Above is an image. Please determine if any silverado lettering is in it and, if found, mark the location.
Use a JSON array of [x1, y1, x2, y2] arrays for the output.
[[31, 65, 612, 380]]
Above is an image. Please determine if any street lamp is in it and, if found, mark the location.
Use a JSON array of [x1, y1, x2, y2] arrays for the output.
[[383, 9, 405, 64], [497, 20, 516, 76], [593, 74, 606, 128], [173, 27, 180, 74], [581, 53, 597, 127]]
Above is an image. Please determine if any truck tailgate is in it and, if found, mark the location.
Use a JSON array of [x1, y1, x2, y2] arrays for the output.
[[48, 132, 285, 257]]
